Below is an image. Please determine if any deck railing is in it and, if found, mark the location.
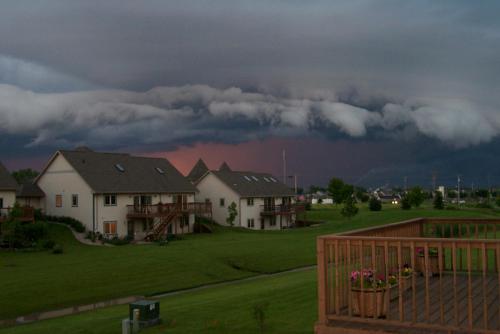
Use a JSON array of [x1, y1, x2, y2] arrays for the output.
[[0, 206, 35, 223], [260, 204, 306, 216], [126, 202, 212, 218], [317, 218, 500, 333]]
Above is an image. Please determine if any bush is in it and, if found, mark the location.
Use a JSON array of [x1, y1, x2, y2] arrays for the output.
[[0, 220, 48, 249], [368, 197, 382, 211], [359, 194, 370, 203], [44, 215, 85, 233], [104, 236, 130, 246], [496, 197, 500, 207], [476, 202, 493, 209], [41, 239, 56, 250], [52, 244, 63, 254], [341, 196, 359, 219], [433, 192, 444, 210], [401, 195, 411, 210]]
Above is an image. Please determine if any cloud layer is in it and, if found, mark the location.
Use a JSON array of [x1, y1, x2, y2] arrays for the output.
[[1, 83, 499, 149]]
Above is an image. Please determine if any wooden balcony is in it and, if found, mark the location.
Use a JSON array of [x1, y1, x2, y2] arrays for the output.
[[316, 218, 500, 334], [0, 206, 35, 223], [126, 202, 212, 219], [260, 204, 305, 216]]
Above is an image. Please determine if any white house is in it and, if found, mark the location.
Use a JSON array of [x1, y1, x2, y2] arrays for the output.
[[0, 161, 18, 220], [188, 159, 301, 230], [35, 147, 210, 240]]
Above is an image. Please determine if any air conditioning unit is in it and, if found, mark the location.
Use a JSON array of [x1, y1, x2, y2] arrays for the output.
[[129, 300, 161, 329]]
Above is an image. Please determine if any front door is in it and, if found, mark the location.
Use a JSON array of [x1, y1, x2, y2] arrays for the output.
[[127, 221, 135, 239]]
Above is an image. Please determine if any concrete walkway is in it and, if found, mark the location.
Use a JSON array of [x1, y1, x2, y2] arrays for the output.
[[1, 264, 316, 327]]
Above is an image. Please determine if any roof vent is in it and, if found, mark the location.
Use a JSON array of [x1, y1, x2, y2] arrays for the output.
[[115, 164, 125, 172], [155, 167, 165, 174]]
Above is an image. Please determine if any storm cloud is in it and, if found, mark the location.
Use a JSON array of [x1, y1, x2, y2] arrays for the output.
[[1, 1, 500, 153]]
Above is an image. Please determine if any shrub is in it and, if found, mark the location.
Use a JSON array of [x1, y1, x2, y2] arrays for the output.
[[44, 215, 85, 233], [408, 187, 425, 208], [476, 202, 493, 209], [359, 194, 370, 203], [341, 196, 359, 219], [401, 195, 411, 210], [305, 202, 312, 211], [104, 236, 130, 246], [0, 220, 48, 249], [52, 244, 63, 254], [41, 239, 56, 250], [433, 192, 444, 210], [368, 197, 382, 211], [496, 197, 500, 207]]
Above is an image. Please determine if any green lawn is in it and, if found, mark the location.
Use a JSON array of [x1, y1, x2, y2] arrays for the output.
[[1, 269, 317, 334], [1, 203, 497, 321]]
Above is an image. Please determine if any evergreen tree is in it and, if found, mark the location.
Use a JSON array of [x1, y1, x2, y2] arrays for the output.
[[433, 192, 444, 210], [401, 195, 412, 210], [341, 196, 359, 219], [369, 197, 382, 211]]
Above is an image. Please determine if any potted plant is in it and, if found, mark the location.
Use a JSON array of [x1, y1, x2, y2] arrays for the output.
[[399, 264, 414, 291], [416, 247, 440, 276], [350, 269, 396, 318]]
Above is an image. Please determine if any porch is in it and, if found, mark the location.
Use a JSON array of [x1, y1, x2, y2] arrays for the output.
[[260, 203, 306, 216], [0, 206, 35, 223], [315, 218, 500, 334]]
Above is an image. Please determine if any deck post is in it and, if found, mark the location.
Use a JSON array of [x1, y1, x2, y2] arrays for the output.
[[317, 237, 327, 325]]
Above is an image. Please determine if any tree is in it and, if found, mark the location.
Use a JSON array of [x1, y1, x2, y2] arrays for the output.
[[11, 168, 39, 184], [496, 196, 500, 207], [226, 202, 238, 226], [369, 197, 382, 211], [408, 186, 425, 208], [341, 196, 359, 219], [433, 192, 444, 210], [401, 195, 411, 210], [328, 178, 354, 204]]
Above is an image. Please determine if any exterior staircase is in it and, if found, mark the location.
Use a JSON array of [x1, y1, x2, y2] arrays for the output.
[[144, 208, 181, 241]]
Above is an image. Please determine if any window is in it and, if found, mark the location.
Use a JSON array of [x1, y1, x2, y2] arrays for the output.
[[0, 198, 3, 209], [55, 195, 62, 207], [247, 218, 255, 228], [103, 221, 117, 235], [104, 194, 117, 206], [269, 217, 276, 226], [247, 198, 254, 206], [219, 198, 225, 207], [72, 194, 78, 207]]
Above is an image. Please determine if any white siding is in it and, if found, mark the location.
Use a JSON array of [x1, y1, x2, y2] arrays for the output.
[[0, 190, 16, 208], [36, 153, 94, 231], [196, 173, 240, 226]]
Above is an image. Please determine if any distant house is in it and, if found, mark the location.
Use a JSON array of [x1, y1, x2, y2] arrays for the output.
[[35, 148, 210, 240], [0, 161, 18, 220], [190, 159, 301, 230]]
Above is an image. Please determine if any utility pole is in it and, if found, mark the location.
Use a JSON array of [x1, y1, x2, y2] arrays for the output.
[[457, 175, 461, 205], [282, 150, 287, 185]]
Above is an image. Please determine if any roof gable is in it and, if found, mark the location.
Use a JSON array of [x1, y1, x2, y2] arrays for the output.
[[0, 161, 18, 191], [218, 161, 232, 172], [56, 150, 197, 194], [187, 158, 209, 182]]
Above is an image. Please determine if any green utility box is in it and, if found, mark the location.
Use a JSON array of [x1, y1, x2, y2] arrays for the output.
[[129, 300, 160, 329]]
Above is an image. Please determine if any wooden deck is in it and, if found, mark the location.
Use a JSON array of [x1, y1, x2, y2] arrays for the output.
[[316, 218, 500, 334]]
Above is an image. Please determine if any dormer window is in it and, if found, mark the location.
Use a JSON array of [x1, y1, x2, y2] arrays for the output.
[[115, 164, 125, 172]]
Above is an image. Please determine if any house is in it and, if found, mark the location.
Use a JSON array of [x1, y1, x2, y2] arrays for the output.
[[16, 182, 45, 209], [0, 161, 18, 221], [190, 159, 302, 230], [35, 147, 211, 240]]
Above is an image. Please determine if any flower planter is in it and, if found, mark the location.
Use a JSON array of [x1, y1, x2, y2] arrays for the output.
[[400, 274, 413, 291], [351, 288, 388, 318], [416, 255, 440, 276]]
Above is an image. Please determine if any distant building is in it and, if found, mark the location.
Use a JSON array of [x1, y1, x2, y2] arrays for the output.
[[190, 160, 301, 230]]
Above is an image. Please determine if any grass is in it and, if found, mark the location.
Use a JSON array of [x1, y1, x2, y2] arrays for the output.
[[0, 269, 318, 334], [1, 203, 498, 320]]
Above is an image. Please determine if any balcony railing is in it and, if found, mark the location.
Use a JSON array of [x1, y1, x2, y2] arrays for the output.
[[316, 218, 500, 334], [126, 202, 212, 219], [260, 204, 305, 216], [0, 206, 35, 223]]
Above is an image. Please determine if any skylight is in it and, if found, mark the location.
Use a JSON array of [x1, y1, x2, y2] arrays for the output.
[[270, 177, 277, 182], [251, 176, 259, 181], [244, 176, 252, 181], [155, 167, 165, 174], [263, 177, 270, 182], [115, 164, 125, 172]]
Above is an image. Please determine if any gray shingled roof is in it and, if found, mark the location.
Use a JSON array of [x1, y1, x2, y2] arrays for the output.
[[17, 182, 45, 198], [187, 158, 209, 182], [59, 150, 197, 194], [210, 170, 294, 197], [0, 161, 18, 191]]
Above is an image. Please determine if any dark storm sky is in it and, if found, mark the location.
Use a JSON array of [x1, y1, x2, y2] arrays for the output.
[[1, 1, 500, 187]]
